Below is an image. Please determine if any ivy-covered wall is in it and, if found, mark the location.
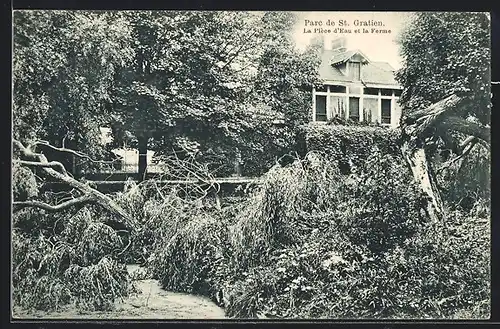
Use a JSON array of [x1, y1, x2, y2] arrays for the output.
[[296, 124, 402, 171]]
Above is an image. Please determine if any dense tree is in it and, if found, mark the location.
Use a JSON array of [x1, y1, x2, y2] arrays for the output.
[[108, 11, 258, 177], [13, 11, 134, 163], [12, 10, 322, 211], [396, 12, 490, 124], [107, 11, 321, 177], [240, 12, 322, 173], [395, 12, 491, 222]]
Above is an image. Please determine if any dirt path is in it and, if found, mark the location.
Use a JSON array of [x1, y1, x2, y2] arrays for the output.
[[12, 265, 226, 319]]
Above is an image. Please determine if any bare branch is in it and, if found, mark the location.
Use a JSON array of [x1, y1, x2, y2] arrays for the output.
[[32, 140, 119, 165], [220, 29, 261, 70], [13, 139, 134, 230], [437, 139, 478, 173], [13, 195, 94, 212], [459, 136, 477, 152], [14, 159, 68, 175]]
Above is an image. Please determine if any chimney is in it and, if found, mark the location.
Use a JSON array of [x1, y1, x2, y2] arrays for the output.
[[330, 37, 347, 52]]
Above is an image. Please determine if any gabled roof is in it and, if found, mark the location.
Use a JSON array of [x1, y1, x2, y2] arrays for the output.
[[318, 49, 399, 86], [330, 49, 370, 66]]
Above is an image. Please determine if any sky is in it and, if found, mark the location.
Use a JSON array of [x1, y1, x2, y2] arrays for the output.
[[291, 12, 410, 70]]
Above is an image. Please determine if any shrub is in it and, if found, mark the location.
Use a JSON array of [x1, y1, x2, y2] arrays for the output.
[[12, 206, 136, 312], [113, 180, 151, 264], [297, 124, 400, 173], [219, 151, 489, 319], [229, 154, 349, 270], [335, 150, 429, 253], [148, 211, 232, 300], [63, 257, 132, 311], [436, 144, 490, 211], [229, 162, 308, 269], [222, 210, 489, 319]]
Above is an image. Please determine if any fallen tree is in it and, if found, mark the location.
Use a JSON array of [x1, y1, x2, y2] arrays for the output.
[[12, 139, 135, 231], [400, 93, 490, 225]]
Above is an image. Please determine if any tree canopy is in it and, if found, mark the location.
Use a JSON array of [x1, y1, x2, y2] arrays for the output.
[[396, 12, 490, 118], [14, 11, 134, 159], [13, 10, 321, 177], [396, 12, 491, 143]]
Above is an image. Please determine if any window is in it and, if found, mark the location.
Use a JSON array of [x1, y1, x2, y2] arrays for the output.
[[329, 85, 347, 93], [349, 97, 360, 121], [381, 89, 393, 96], [315, 95, 327, 121], [364, 88, 379, 95], [381, 99, 391, 124], [349, 62, 361, 81], [394, 89, 402, 97]]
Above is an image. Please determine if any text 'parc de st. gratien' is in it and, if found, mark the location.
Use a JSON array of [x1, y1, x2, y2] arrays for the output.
[[303, 19, 392, 34]]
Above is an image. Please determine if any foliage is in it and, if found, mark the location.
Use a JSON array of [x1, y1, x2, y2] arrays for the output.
[[78, 147, 488, 319], [240, 12, 322, 176], [110, 12, 253, 141], [13, 11, 319, 178], [219, 153, 489, 319], [12, 163, 38, 201], [129, 150, 486, 318], [13, 11, 134, 166], [252, 12, 321, 128], [229, 161, 312, 270], [395, 12, 491, 206], [234, 214, 489, 319], [148, 213, 232, 299], [13, 10, 490, 320], [12, 207, 136, 311], [395, 12, 490, 124], [298, 124, 401, 173], [335, 151, 428, 253], [104, 11, 316, 177], [11, 10, 321, 314], [436, 145, 491, 211]]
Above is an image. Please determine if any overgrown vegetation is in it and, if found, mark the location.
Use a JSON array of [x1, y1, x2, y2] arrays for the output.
[[12, 166, 137, 312], [12, 122, 489, 318], [110, 131, 489, 319], [12, 10, 490, 320], [218, 150, 488, 319], [297, 124, 401, 172]]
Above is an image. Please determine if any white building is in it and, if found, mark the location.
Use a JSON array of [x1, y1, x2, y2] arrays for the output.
[[312, 37, 403, 128]]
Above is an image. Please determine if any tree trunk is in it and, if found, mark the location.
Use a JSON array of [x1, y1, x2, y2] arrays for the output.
[[234, 149, 243, 177], [138, 135, 148, 182], [401, 145, 445, 224]]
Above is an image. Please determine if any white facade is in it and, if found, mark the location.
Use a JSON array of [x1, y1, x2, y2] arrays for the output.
[[312, 38, 403, 128], [312, 83, 403, 128]]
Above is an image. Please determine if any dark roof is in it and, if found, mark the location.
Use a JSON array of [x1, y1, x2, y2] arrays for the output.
[[318, 49, 399, 86], [330, 49, 357, 65], [329, 48, 370, 66]]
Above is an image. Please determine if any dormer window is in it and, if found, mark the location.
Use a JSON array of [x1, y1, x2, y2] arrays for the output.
[[349, 61, 361, 81]]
